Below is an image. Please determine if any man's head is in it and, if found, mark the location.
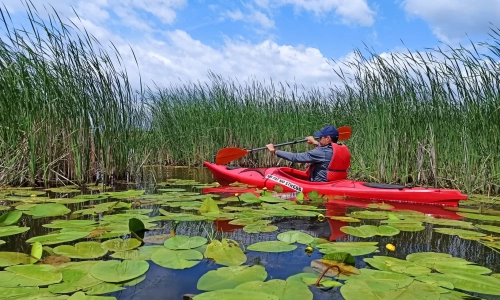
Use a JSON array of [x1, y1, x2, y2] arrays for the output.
[[314, 125, 338, 146]]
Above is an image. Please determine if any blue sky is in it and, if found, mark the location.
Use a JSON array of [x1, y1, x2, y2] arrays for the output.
[[2, 0, 500, 89]]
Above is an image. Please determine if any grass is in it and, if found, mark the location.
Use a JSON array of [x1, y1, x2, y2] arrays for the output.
[[0, 3, 499, 195]]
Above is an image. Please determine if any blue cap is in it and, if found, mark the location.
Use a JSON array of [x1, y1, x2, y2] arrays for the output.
[[314, 125, 338, 139]]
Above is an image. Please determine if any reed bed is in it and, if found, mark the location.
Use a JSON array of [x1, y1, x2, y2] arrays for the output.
[[1, 4, 499, 194]]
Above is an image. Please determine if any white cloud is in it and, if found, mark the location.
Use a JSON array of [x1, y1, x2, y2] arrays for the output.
[[225, 8, 275, 29], [402, 0, 500, 43], [257, 0, 376, 26]]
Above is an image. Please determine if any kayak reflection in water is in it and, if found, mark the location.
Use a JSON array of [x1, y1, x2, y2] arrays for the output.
[[266, 125, 351, 182]]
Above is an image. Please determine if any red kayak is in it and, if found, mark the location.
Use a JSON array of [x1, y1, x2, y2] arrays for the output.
[[203, 162, 468, 206]]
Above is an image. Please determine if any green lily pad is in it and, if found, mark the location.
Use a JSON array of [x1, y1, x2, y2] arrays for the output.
[[27, 232, 91, 245], [422, 217, 475, 229], [53, 242, 108, 259], [90, 260, 149, 283], [364, 256, 431, 277], [12, 190, 46, 197], [101, 238, 142, 252], [247, 241, 297, 253], [199, 197, 220, 214], [277, 231, 315, 244], [380, 220, 425, 232], [0, 264, 62, 287], [348, 210, 388, 220], [204, 239, 247, 266], [151, 248, 203, 269], [345, 269, 414, 291], [238, 193, 262, 203], [243, 224, 278, 233], [235, 279, 313, 300], [406, 252, 451, 262], [427, 272, 500, 295], [0, 286, 41, 298], [197, 265, 268, 291], [475, 224, 500, 234], [341, 280, 440, 300], [457, 212, 500, 221], [45, 186, 81, 193], [110, 246, 164, 260], [329, 216, 361, 222], [192, 289, 279, 300], [340, 225, 400, 238], [0, 252, 31, 267], [0, 226, 30, 238], [158, 188, 187, 192], [259, 195, 286, 203], [0, 211, 23, 226], [83, 282, 124, 295], [163, 235, 207, 250], [68, 291, 118, 299], [48, 268, 102, 294], [142, 234, 172, 244], [316, 242, 379, 256], [22, 203, 71, 218], [366, 203, 394, 210], [434, 228, 485, 237], [43, 220, 98, 229]]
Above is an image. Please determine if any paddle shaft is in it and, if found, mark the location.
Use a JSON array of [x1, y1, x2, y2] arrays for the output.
[[247, 138, 309, 153]]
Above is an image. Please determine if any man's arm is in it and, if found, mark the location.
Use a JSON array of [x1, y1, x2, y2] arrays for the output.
[[276, 147, 328, 163]]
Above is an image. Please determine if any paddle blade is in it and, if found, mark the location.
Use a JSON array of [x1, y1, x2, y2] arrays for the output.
[[338, 126, 352, 141], [215, 147, 249, 165]]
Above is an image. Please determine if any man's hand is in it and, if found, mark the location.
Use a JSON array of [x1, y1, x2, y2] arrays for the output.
[[305, 136, 319, 145], [266, 144, 277, 154]]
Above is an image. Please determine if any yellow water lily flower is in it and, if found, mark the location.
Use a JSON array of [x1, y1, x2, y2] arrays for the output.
[[30, 194, 37, 197], [317, 214, 325, 222], [305, 246, 313, 253], [386, 244, 395, 252]]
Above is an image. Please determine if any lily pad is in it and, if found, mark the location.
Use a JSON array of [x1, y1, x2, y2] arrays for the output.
[[0, 287, 41, 298], [143, 234, 172, 244], [345, 269, 414, 291], [199, 197, 220, 214], [316, 242, 379, 256], [43, 220, 98, 229], [204, 239, 247, 266], [54, 242, 108, 259], [329, 216, 361, 222], [423, 217, 475, 229], [340, 225, 400, 238], [151, 248, 203, 269], [243, 224, 278, 233], [193, 289, 279, 300], [238, 193, 262, 203], [475, 224, 500, 234], [22, 203, 71, 218], [27, 231, 90, 245], [457, 212, 500, 221], [0, 264, 62, 287], [434, 228, 485, 237], [110, 246, 164, 260], [247, 241, 297, 253], [0, 252, 31, 267], [366, 203, 394, 210], [277, 231, 315, 244], [427, 272, 500, 295], [197, 265, 268, 291], [90, 260, 149, 283], [235, 279, 313, 300], [163, 235, 207, 250], [0, 211, 23, 226], [341, 280, 440, 300], [101, 238, 142, 252], [364, 256, 431, 277], [47, 268, 102, 294], [348, 210, 388, 220], [0, 226, 30, 238]]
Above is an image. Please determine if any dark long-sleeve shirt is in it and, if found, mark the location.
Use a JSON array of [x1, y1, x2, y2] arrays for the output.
[[276, 144, 333, 182]]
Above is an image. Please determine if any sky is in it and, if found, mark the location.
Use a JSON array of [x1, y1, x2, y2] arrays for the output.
[[2, 0, 500, 90]]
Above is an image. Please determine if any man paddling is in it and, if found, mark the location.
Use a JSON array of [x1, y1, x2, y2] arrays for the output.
[[266, 125, 351, 182]]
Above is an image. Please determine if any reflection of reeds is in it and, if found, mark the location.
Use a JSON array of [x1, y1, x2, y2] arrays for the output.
[[1, 4, 499, 194]]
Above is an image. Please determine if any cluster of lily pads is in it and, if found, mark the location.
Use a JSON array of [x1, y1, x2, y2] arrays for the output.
[[0, 181, 500, 299]]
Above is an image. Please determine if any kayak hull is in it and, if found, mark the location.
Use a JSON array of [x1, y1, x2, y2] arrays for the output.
[[203, 162, 468, 206]]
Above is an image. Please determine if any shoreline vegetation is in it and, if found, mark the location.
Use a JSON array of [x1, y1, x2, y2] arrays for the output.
[[0, 4, 499, 195]]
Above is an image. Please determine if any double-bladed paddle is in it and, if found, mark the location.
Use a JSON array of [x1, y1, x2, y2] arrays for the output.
[[215, 126, 352, 165]]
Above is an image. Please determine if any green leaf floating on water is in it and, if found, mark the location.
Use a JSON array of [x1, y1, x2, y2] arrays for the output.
[[345, 269, 414, 291], [53, 242, 108, 259], [193, 289, 279, 300], [48, 268, 103, 294], [243, 224, 278, 233], [341, 280, 441, 300], [197, 265, 268, 291], [329, 216, 361, 223], [101, 238, 142, 252], [340, 225, 400, 238], [235, 279, 313, 300], [0, 252, 31, 267], [247, 241, 297, 253], [27, 232, 90, 245], [90, 260, 149, 283], [164, 235, 207, 250], [0, 226, 30, 238], [199, 197, 220, 214], [22, 203, 71, 218], [151, 248, 203, 269], [475, 224, 500, 234], [204, 239, 247, 266], [316, 242, 379, 256], [364, 256, 431, 277], [380, 220, 425, 232], [433, 227, 485, 237], [0, 287, 41, 298], [43, 220, 98, 229], [111, 246, 164, 260], [84, 282, 125, 295], [348, 210, 388, 220], [457, 212, 500, 221], [277, 230, 315, 244], [68, 291, 118, 299], [427, 272, 500, 295], [0, 210, 22, 226], [259, 195, 286, 203], [366, 203, 394, 210], [0, 264, 62, 287], [238, 193, 261, 203]]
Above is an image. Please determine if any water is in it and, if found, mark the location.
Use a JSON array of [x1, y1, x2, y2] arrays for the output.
[[1, 166, 499, 299]]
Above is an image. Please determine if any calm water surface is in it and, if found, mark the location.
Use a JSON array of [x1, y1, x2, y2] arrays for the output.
[[2, 166, 499, 300]]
